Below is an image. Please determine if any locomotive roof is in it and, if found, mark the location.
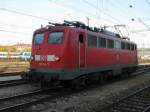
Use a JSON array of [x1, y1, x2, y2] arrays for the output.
[[34, 20, 136, 45]]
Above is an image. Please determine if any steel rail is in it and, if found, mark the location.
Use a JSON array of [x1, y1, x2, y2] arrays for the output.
[[99, 86, 150, 112], [0, 79, 22, 84], [143, 106, 150, 112], [0, 87, 63, 112], [0, 79, 27, 88], [0, 71, 23, 77]]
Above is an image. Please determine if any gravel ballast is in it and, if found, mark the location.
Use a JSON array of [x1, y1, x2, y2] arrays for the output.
[[42, 72, 150, 112], [0, 84, 40, 98]]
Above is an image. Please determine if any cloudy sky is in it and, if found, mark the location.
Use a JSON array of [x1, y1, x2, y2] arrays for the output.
[[0, 0, 150, 48]]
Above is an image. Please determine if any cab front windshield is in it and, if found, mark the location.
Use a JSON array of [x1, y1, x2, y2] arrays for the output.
[[34, 33, 44, 44], [48, 32, 64, 44]]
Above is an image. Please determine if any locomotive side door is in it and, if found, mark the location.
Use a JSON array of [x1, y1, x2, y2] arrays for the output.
[[114, 40, 121, 74], [78, 33, 86, 68]]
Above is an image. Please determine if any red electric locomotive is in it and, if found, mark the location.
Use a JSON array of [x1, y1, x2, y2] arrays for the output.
[[23, 20, 137, 86]]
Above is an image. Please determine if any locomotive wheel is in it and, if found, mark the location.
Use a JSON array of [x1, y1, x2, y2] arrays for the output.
[[40, 81, 48, 89], [99, 74, 106, 84], [119, 71, 128, 79], [62, 80, 72, 88], [63, 75, 90, 90]]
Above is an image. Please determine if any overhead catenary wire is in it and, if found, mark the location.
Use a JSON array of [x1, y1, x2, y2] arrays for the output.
[[131, 29, 150, 33], [0, 22, 35, 30], [0, 29, 31, 35], [0, 8, 49, 36], [0, 1, 121, 26], [81, 0, 133, 37], [82, 0, 122, 23], [50, 1, 118, 24], [0, 8, 50, 21], [145, 0, 150, 4], [0, 3, 117, 38], [138, 18, 150, 29], [107, 0, 150, 36], [107, 0, 134, 20]]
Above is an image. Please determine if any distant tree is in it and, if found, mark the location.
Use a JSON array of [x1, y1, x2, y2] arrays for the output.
[[10, 47, 17, 52], [22, 48, 31, 52]]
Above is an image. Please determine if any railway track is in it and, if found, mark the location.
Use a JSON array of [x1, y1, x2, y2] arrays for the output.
[[99, 86, 150, 112], [134, 65, 150, 75], [0, 86, 68, 112], [0, 79, 27, 88], [0, 64, 149, 92], [0, 71, 23, 77], [0, 64, 149, 112]]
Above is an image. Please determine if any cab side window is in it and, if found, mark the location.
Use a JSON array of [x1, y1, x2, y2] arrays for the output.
[[79, 34, 83, 43], [107, 39, 114, 48], [126, 43, 130, 50], [121, 42, 125, 50], [115, 41, 121, 49], [99, 37, 106, 48], [87, 34, 97, 47]]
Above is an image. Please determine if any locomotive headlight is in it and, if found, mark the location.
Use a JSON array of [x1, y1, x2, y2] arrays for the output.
[[53, 55, 60, 61]]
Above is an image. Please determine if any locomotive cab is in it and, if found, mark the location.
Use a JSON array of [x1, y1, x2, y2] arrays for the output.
[[31, 30, 64, 67]]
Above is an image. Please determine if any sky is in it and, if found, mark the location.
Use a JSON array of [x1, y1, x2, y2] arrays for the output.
[[0, 0, 150, 48]]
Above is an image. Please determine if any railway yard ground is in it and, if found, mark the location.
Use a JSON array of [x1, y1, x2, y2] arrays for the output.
[[0, 61, 29, 75], [0, 75, 21, 82], [0, 63, 149, 111]]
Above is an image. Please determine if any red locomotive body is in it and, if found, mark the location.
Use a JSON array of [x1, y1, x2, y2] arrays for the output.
[[25, 21, 137, 85]]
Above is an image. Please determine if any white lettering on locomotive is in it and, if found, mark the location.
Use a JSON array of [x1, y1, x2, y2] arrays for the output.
[[35, 55, 40, 61]]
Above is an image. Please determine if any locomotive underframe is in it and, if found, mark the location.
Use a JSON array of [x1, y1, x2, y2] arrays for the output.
[[24, 63, 137, 83]]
